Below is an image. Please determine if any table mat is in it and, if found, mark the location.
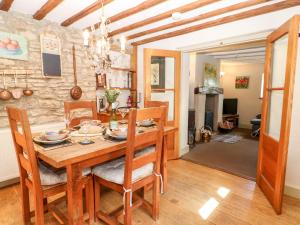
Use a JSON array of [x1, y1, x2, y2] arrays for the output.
[[34, 140, 73, 150]]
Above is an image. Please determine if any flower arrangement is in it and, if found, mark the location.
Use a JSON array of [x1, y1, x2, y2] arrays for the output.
[[105, 89, 120, 103]]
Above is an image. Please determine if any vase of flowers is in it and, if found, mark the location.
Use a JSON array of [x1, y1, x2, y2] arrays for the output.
[[105, 89, 120, 112]]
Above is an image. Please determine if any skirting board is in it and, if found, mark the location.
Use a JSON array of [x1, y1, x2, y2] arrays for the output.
[[285, 185, 300, 199], [180, 145, 189, 157], [0, 177, 19, 189]]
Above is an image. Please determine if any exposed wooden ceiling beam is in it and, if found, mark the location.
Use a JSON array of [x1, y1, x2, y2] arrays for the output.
[[197, 40, 267, 54], [0, 0, 14, 11], [207, 47, 266, 56], [109, 0, 219, 37], [214, 52, 265, 59], [219, 56, 266, 61], [132, 0, 300, 46], [127, 0, 270, 40], [33, 0, 63, 20], [86, 0, 167, 31], [61, 0, 113, 27], [222, 57, 265, 63], [109, 0, 167, 24]]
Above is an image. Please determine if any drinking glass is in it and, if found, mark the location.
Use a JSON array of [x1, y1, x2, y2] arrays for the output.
[[64, 112, 72, 129], [80, 119, 91, 144], [118, 107, 129, 123]]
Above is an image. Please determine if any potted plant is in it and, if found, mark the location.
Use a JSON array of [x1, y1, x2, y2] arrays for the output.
[[105, 89, 120, 112]]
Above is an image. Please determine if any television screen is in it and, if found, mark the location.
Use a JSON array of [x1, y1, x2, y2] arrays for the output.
[[223, 98, 238, 115]]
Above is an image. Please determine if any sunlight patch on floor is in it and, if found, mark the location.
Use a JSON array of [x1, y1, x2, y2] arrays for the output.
[[217, 186, 230, 198], [198, 186, 231, 220], [198, 197, 219, 220]]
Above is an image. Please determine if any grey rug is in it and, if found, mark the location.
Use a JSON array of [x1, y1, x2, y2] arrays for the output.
[[212, 134, 242, 143], [182, 129, 258, 180]]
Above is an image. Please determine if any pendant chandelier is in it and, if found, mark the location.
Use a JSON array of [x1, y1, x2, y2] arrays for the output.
[[83, 0, 126, 74]]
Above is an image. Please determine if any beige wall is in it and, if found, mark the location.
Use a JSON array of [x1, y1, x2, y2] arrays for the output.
[[220, 62, 263, 128], [189, 54, 220, 110], [189, 53, 196, 109]]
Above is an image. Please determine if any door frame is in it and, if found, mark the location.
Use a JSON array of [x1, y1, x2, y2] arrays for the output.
[[256, 15, 300, 214], [144, 48, 181, 159]]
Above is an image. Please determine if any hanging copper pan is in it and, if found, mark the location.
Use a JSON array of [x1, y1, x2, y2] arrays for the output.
[[23, 71, 33, 96], [0, 72, 12, 101], [70, 44, 82, 100]]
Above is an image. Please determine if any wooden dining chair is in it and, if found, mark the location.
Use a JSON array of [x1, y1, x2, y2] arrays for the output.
[[92, 106, 166, 225], [144, 100, 170, 191], [6, 106, 94, 225], [64, 101, 98, 128], [144, 101, 169, 125]]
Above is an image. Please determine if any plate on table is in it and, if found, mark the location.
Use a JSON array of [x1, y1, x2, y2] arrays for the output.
[[33, 135, 69, 145], [138, 119, 155, 127], [107, 129, 127, 140], [119, 120, 128, 124]]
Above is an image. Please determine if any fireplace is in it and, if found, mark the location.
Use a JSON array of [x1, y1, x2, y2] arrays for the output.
[[194, 86, 224, 131]]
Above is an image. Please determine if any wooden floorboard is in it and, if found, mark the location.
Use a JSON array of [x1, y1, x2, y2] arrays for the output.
[[0, 160, 300, 224]]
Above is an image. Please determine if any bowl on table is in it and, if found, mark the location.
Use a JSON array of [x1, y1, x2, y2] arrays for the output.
[[109, 127, 128, 140], [44, 131, 68, 141]]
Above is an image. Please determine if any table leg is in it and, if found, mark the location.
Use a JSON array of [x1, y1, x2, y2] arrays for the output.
[[161, 136, 168, 192], [67, 164, 84, 225]]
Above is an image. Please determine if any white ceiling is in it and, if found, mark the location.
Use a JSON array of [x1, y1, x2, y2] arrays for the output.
[[213, 47, 266, 64], [1, 0, 295, 44]]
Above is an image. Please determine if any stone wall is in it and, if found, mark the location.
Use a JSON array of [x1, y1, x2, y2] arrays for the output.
[[0, 11, 96, 128]]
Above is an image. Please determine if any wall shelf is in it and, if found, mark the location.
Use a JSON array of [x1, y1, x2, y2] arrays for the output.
[[97, 87, 136, 91], [96, 47, 138, 107], [111, 67, 136, 73], [110, 87, 132, 90]]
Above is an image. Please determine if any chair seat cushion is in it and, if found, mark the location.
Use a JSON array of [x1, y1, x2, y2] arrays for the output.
[[92, 146, 155, 185], [39, 163, 91, 186]]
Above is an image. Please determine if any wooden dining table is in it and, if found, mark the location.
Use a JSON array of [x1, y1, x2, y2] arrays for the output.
[[34, 125, 177, 225]]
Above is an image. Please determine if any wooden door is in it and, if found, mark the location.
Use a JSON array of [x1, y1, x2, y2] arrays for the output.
[[257, 15, 300, 214], [144, 48, 181, 159]]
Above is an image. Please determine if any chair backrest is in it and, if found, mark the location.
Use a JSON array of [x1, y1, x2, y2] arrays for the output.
[[64, 101, 97, 127], [123, 106, 166, 189], [144, 101, 169, 125], [6, 106, 42, 190]]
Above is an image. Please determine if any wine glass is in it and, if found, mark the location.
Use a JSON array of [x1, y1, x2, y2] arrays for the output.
[[64, 112, 71, 129], [118, 107, 129, 124], [80, 119, 91, 144]]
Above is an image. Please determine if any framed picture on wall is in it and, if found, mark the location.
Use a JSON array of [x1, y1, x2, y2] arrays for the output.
[[96, 73, 107, 88], [40, 34, 62, 78], [235, 76, 250, 89], [151, 56, 165, 90], [0, 31, 28, 60], [203, 63, 218, 87]]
